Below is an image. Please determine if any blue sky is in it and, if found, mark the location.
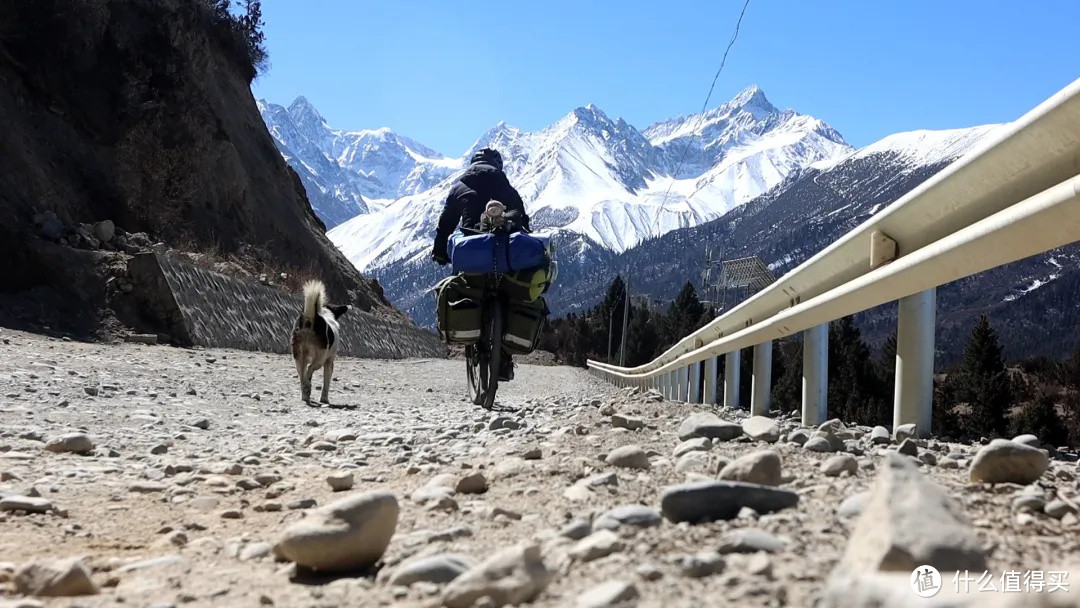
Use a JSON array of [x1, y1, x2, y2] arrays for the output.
[[252, 0, 1079, 156]]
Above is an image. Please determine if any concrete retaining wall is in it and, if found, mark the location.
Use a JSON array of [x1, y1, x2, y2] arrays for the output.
[[128, 252, 446, 359]]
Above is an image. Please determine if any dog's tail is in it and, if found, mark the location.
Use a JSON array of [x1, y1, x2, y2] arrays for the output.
[[301, 280, 327, 325]]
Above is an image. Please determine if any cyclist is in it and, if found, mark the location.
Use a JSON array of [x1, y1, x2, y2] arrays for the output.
[[432, 147, 531, 381]]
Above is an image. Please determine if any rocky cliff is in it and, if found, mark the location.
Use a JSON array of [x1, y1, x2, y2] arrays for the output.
[[0, 0, 414, 339]]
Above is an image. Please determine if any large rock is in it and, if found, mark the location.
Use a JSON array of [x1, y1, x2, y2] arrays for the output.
[[803, 436, 834, 453], [43, 433, 94, 455], [274, 491, 398, 572], [0, 496, 54, 514], [823, 454, 990, 607], [15, 559, 98, 597], [387, 554, 473, 587], [741, 416, 781, 443], [673, 438, 711, 458], [660, 481, 799, 523], [839, 453, 987, 573], [442, 544, 553, 608], [717, 450, 782, 486], [870, 426, 890, 445], [605, 445, 650, 470], [677, 413, 742, 442], [969, 439, 1049, 484]]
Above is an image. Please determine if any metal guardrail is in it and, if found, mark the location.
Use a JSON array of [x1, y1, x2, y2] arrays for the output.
[[588, 78, 1080, 387]]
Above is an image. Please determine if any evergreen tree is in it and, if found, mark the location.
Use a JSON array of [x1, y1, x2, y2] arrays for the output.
[[879, 334, 897, 396], [1010, 392, 1068, 447], [955, 315, 1012, 438], [828, 316, 889, 426], [624, 305, 660, 367], [771, 337, 803, 413]]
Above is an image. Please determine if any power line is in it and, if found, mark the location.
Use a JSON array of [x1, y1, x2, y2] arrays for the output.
[[648, 0, 754, 235]]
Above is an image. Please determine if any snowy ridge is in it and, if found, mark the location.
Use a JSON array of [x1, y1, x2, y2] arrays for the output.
[[258, 97, 462, 226], [323, 85, 854, 270]]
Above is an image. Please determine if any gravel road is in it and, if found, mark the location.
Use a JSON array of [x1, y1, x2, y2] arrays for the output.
[[1, 328, 1078, 608]]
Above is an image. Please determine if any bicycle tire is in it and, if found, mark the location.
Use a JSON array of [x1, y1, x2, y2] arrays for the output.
[[481, 298, 503, 410]]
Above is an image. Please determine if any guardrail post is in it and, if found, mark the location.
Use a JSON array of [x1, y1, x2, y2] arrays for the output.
[[678, 367, 689, 402], [689, 362, 702, 403], [802, 324, 829, 426], [751, 341, 773, 415], [724, 350, 741, 409], [704, 356, 719, 405], [894, 288, 936, 438]]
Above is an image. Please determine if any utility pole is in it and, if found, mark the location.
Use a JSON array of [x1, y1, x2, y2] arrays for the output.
[[619, 276, 630, 366]]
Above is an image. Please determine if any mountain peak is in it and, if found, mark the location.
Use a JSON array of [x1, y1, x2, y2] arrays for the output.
[[288, 95, 327, 129], [725, 84, 774, 113]]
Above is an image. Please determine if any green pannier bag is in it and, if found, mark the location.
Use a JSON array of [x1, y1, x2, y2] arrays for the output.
[[434, 274, 484, 344], [501, 297, 549, 355]]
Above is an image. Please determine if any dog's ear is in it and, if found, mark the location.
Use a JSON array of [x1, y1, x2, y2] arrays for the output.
[[328, 304, 352, 319]]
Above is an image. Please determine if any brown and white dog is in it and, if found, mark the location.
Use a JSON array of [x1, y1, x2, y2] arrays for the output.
[[291, 280, 351, 404]]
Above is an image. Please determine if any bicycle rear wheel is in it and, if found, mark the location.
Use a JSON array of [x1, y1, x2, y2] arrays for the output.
[[480, 299, 503, 410]]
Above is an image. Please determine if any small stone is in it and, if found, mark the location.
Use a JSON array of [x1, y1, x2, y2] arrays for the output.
[[677, 413, 742, 441], [287, 498, 317, 510], [15, 558, 99, 597], [569, 530, 625, 562], [636, 565, 663, 581], [560, 519, 591, 540], [220, 509, 243, 519], [938, 457, 959, 469], [611, 414, 645, 431], [1045, 499, 1076, 519], [274, 491, 398, 572], [605, 445, 650, 470], [442, 544, 552, 608], [896, 438, 919, 457], [594, 505, 662, 531], [787, 429, 811, 445], [522, 447, 542, 460], [894, 423, 917, 442], [716, 528, 786, 554], [239, 541, 273, 561], [837, 492, 869, 519], [456, 473, 488, 494], [870, 426, 890, 445], [186, 418, 210, 430], [388, 554, 473, 587], [969, 439, 1049, 484], [718, 450, 782, 486], [236, 478, 262, 491], [747, 553, 773, 578], [741, 416, 781, 443], [326, 472, 354, 492], [679, 552, 725, 578], [576, 581, 639, 608], [159, 531, 189, 548], [821, 454, 858, 477], [672, 438, 711, 458], [150, 444, 168, 455], [803, 436, 834, 453], [44, 433, 94, 455], [1012, 494, 1045, 513], [129, 482, 168, 494]]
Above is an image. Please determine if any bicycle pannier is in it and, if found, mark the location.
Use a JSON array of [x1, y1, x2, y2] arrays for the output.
[[502, 297, 548, 355], [434, 275, 483, 344]]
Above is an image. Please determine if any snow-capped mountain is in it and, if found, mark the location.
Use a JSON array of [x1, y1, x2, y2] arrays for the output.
[[258, 97, 461, 228], [325, 85, 853, 270], [365, 122, 1006, 335]]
